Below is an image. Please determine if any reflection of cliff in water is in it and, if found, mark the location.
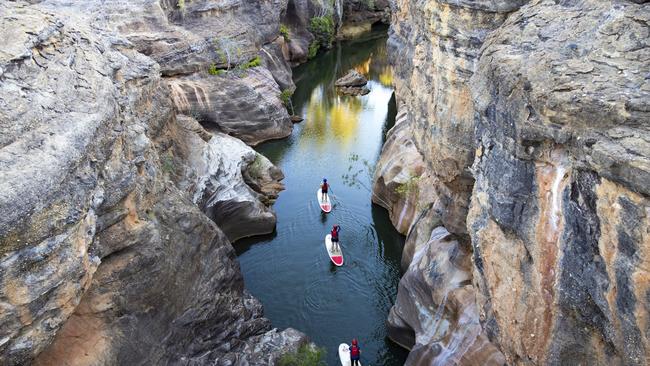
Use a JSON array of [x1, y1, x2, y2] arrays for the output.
[[259, 25, 392, 159], [292, 24, 391, 108]]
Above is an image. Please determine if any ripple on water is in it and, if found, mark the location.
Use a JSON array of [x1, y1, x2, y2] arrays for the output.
[[236, 27, 408, 366]]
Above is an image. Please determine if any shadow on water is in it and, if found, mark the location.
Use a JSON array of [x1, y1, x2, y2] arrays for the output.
[[235, 24, 408, 366]]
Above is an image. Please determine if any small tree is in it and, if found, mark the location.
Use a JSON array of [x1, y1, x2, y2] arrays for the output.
[[309, 15, 335, 49]]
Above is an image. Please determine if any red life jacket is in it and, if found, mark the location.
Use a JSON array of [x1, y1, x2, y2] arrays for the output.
[[331, 227, 339, 239], [322, 182, 329, 191], [350, 344, 360, 358]]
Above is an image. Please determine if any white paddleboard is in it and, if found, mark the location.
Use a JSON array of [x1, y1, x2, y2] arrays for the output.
[[338, 343, 362, 366], [325, 234, 344, 266], [317, 188, 332, 213]]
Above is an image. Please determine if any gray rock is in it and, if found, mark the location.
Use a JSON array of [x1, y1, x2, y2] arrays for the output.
[[342, 0, 391, 26], [0, 2, 304, 365], [36, 0, 290, 77], [262, 39, 297, 92], [376, 0, 650, 365], [184, 129, 284, 242], [469, 1, 650, 364], [169, 69, 293, 146], [335, 69, 368, 87], [218, 328, 311, 365]]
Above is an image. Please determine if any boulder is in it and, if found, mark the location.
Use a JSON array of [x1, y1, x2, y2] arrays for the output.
[[335, 69, 368, 87], [168, 68, 293, 146]]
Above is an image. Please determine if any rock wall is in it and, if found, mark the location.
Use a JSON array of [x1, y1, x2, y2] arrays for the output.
[[0, 1, 308, 365], [377, 0, 650, 365], [469, 1, 649, 364], [374, 0, 525, 236]]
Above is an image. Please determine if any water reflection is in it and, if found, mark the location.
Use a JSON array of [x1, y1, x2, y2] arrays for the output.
[[237, 25, 408, 366]]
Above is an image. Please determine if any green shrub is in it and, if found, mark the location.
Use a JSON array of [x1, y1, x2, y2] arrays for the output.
[[208, 64, 225, 76], [277, 344, 326, 366], [279, 89, 293, 106], [177, 0, 185, 10], [308, 15, 335, 49], [308, 40, 319, 59], [239, 56, 262, 70], [395, 175, 420, 197], [247, 154, 265, 180], [162, 154, 174, 174], [280, 24, 291, 42]]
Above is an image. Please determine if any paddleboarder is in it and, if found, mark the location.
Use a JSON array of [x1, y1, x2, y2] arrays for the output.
[[331, 224, 341, 252], [320, 178, 329, 202], [349, 339, 361, 366]]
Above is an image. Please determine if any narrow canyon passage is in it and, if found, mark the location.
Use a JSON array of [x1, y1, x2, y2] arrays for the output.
[[235, 27, 409, 366]]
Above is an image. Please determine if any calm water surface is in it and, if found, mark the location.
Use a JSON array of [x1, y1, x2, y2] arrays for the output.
[[235, 27, 408, 366]]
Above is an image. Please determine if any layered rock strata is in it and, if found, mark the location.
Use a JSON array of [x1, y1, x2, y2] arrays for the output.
[[169, 68, 292, 146], [469, 1, 650, 364], [0, 1, 306, 365], [378, 0, 649, 365], [387, 226, 506, 366], [37, 0, 296, 145]]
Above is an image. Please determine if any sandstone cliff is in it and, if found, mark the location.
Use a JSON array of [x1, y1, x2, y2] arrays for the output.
[[376, 0, 649, 365], [0, 1, 306, 364]]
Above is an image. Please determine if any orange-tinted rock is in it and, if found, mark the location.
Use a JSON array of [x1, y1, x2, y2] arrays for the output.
[[469, 1, 650, 364]]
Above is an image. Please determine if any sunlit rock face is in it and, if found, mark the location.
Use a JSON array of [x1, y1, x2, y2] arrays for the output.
[[0, 2, 305, 365], [469, 1, 650, 364]]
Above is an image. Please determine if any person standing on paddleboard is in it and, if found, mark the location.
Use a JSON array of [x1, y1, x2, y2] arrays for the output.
[[331, 225, 341, 251], [321, 178, 329, 202], [349, 339, 361, 365]]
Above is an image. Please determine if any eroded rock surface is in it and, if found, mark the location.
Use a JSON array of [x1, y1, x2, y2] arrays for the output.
[[169, 69, 292, 146], [183, 127, 285, 242], [34, 0, 295, 146], [387, 226, 505, 366], [378, 0, 650, 365], [469, 1, 650, 364], [0, 1, 304, 365]]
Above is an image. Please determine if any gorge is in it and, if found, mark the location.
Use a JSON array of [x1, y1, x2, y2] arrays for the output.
[[1, 0, 649, 366]]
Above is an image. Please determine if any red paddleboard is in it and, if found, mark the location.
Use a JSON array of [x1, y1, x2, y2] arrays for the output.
[[317, 188, 332, 213], [325, 234, 344, 266]]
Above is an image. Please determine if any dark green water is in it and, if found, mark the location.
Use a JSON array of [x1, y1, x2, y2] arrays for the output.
[[235, 27, 408, 366]]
